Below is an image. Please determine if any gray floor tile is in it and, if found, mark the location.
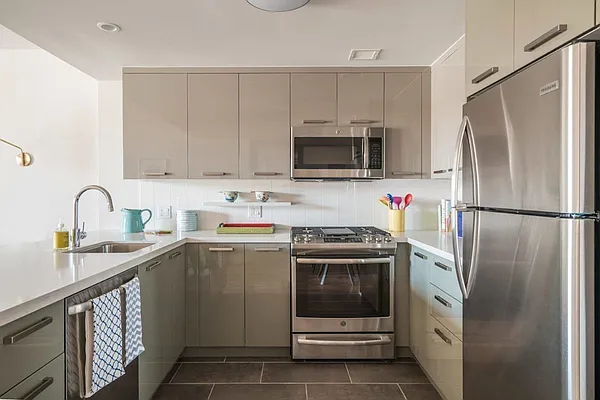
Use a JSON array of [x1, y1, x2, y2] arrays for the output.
[[171, 362, 263, 383], [152, 383, 213, 400], [225, 356, 292, 363], [400, 384, 443, 400], [262, 363, 350, 383], [395, 356, 417, 363], [347, 363, 430, 383], [177, 356, 225, 363], [210, 384, 306, 400], [162, 363, 181, 384], [307, 384, 405, 400]]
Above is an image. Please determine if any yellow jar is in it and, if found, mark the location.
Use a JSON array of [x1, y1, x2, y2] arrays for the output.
[[388, 209, 405, 232]]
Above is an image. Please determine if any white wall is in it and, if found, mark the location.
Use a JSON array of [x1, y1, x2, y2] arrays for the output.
[[97, 81, 451, 232], [0, 27, 100, 246]]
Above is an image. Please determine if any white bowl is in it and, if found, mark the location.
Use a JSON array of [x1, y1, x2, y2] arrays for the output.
[[253, 191, 271, 203]]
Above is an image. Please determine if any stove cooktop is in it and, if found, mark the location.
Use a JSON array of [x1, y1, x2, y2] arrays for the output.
[[291, 226, 389, 237], [290, 226, 396, 255]]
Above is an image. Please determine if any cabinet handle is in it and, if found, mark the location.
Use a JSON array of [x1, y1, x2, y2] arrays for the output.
[[209, 247, 234, 252], [146, 260, 162, 271], [143, 172, 168, 177], [302, 120, 330, 124], [350, 119, 378, 124], [434, 261, 452, 272], [202, 172, 226, 177], [524, 24, 568, 52], [471, 67, 500, 84], [391, 171, 421, 176], [434, 328, 453, 345], [254, 172, 279, 177], [3, 317, 53, 345], [21, 377, 54, 400], [433, 169, 448, 174], [255, 247, 281, 252], [414, 252, 428, 260], [169, 251, 182, 259], [434, 295, 452, 308]]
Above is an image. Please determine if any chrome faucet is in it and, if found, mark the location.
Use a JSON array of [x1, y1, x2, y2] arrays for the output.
[[71, 185, 115, 248]]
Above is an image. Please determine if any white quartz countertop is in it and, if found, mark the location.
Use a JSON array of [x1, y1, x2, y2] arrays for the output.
[[0, 228, 452, 327]]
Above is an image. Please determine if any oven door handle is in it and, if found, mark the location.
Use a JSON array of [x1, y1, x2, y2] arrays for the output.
[[295, 258, 392, 265], [297, 335, 392, 346]]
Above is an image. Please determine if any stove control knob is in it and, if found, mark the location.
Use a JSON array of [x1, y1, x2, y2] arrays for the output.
[[375, 235, 383, 243], [364, 234, 373, 243], [384, 236, 393, 243], [303, 236, 311, 243], [293, 235, 301, 242]]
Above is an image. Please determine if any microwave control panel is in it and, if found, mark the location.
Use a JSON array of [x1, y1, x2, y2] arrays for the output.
[[368, 138, 383, 170]]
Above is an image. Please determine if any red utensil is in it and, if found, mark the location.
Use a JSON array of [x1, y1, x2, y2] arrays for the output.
[[403, 193, 413, 209]]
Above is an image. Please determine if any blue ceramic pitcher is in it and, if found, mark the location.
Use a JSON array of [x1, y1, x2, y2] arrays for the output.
[[122, 208, 152, 233]]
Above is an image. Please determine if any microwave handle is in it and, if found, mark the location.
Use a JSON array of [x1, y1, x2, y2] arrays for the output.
[[363, 136, 370, 169]]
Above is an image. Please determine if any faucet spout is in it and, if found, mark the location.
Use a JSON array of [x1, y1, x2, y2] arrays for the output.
[[71, 185, 115, 248]]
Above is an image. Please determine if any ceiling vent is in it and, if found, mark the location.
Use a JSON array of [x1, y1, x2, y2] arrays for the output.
[[349, 49, 382, 61], [246, 0, 310, 12]]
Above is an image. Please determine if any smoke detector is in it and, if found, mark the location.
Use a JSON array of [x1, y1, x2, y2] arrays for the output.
[[96, 22, 121, 33], [246, 0, 310, 12]]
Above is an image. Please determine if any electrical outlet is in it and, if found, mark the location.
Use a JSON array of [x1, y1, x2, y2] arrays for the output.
[[158, 206, 171, 219], [248, 206, 262, 218]]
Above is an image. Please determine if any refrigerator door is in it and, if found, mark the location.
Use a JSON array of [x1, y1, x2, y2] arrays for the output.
[[462, 210, 595, 400], [463, 42, 596, 214]]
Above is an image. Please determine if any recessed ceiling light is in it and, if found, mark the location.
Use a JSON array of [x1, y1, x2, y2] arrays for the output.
[[349, 49, 382, 61], [96, 22, 121, 33], [246, 0, 310, 12]]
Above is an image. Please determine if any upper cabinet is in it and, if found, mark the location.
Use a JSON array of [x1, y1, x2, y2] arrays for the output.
[[239, 74, 291, 179], [431, 39, 466, 179], [384, 73, 426, 179], [466, 0, 515, 97], [188, 74, 239, 179], [514, 0, 595, 69], [337, 73, 384, 127], [291, 73, 337, 126], [123, 74, 188, 179]]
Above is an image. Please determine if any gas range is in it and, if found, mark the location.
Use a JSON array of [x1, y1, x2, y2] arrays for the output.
[[290, 226, 396, 256]]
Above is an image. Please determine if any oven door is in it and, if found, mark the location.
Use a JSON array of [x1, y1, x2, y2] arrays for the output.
[[292, 256, 394, 333], [291, 126, 384, 179]]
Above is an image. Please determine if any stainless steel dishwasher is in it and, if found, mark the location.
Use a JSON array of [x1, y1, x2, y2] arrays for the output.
[[65, 267, 139, 400]]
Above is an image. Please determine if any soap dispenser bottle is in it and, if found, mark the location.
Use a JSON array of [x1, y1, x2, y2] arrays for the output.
[[53, 218, 69, 250]]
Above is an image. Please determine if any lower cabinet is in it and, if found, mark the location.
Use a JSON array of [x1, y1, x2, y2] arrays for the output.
[[426, 316, 463, 400], [1, 354, 65, 400]]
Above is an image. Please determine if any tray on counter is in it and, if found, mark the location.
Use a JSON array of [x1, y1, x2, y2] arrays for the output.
[[216, 223, 275, 234]]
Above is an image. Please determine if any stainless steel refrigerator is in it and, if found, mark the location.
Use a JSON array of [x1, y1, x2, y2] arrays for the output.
[[451, 42, 597, 400]]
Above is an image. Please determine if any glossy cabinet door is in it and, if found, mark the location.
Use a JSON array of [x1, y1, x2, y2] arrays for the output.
[[158, 254, 174, 378], [188, 74, 239, 179], [385, 73, 423, 179], [123, 74, 187, 179], [239, 74, 290, 179], [1, 354, 64, 400], [291, 73, 337, 126], [409, 248, 431, 372], [244, 244, 291, 347], [466, 0, 514, 97], [167, 247, 186, 368], [514, 0, 594, 69], [139, 256, 164, 400], [198, 244, 245, 346], [185, 244, 200, 346], [337, 73, 384, 127], [426, 316, 463, 400], [431, 40, 466, 179]]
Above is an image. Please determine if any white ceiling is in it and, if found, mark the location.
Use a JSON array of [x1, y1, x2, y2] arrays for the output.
[[0, 0, 465, 80]]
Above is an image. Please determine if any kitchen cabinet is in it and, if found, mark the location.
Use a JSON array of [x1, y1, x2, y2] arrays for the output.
[[123, 74, 188, 179], [1, 354, 65, 400], [291, 73, 337, 126], [409, 248, 431, 371], [244, 244, 291, 347], [426, 316, 463, 400], [431, 39, 465, 179], [165, 248, 186, 371], [466, 0, 515, 97], [514, 0, 594, 69], [394, 244, 411, 347], [385, 73, 424, 178], [188, 74, 239, 179], [239, 74, 291, 179], [198, 244, 245, 347], [185, 244, 200, 346], [337, 73, 384, 127]]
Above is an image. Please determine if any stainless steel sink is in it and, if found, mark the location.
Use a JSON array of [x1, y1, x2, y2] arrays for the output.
[[65, 241, 154, 254]]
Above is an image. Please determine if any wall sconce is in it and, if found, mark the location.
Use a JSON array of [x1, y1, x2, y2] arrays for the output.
[[1, 138, 33, 167]]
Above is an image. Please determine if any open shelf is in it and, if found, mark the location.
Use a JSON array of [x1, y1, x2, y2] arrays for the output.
[[202, 201, 292, 207]]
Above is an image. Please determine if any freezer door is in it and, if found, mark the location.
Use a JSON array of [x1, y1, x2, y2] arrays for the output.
[[462, 210, 594, 400], [463, 43, 596, 214]]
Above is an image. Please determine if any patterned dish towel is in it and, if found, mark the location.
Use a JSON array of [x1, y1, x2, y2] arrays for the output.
[[84, 289, 126, 398], [122, 277, 145, 367]]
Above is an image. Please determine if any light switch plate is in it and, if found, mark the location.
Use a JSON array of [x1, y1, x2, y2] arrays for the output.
[[248, 206, 262, 218], [158, 206, 171, 219]]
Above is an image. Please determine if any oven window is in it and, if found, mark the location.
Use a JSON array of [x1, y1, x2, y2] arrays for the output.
[[294, 137, 365, 169], [295, 261, 390, 318]]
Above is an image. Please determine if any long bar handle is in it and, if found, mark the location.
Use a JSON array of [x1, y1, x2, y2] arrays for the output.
[[524, 24, 567, 52], [414, 252, 428, 260], [391, 171, 421, 176], [434, 295, 452, 308], [168, 251, 182, 259], [302, 120, 331, 124], [433, 169, 449, 175], [254, 248, 282, 252], [350, 119, 379, 124], [296, 257, 392, 265], [146, 260, 162, 271], [202, 172, 226, 177], [434, 261, 452, 272], [21, 377, 54, 400], [434, 328, 452, 345], [143, 172, 168, 177], [3, 317, 53, 345], [209, 247, 234, 252], [471, 67, 499, 84], [297, 335, 392, 346], [254, 172, 279, 176]]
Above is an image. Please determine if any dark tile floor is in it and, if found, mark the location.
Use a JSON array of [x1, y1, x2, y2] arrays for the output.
[[152, 356, 442, 400]]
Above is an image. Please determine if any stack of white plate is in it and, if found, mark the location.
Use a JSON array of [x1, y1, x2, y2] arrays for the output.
[[176, 210, 197, 232]]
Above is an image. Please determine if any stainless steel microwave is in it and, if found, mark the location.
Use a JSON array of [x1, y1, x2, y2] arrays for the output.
[[291, 126, 384, 180]]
